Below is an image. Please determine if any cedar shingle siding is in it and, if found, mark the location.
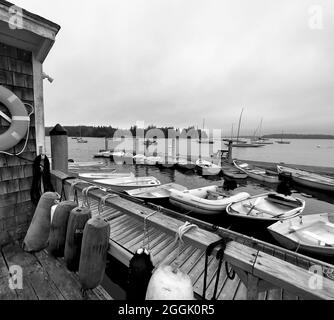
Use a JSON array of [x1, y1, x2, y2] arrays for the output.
[[0, 41, 35, 246]]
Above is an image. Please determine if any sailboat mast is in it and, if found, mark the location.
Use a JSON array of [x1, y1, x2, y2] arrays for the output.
[[236, 108, 244, 143]]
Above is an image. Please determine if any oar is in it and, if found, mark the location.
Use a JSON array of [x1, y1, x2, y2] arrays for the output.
[[246, 197, 261, 216]]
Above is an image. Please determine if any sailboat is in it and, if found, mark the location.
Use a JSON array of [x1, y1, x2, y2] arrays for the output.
[[198, 119, 214, 144], [251, 119, 273, 145], [225, 109, 265, 148], [276, 131, 291, 145], [77, 126, 88, 143]]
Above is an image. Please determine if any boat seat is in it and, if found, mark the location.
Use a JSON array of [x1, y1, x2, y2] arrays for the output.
[[301, 231, 334, 247]]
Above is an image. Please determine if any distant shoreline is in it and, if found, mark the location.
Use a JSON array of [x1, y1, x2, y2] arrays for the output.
[[45, 127, 334, 140]]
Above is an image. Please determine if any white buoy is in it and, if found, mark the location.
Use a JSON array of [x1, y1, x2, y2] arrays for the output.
[[146, 265, 194, 300]]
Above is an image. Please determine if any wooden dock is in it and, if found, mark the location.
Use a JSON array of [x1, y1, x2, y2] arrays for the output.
[[0, 244, 112, 300], [53, 170, 334, 300]]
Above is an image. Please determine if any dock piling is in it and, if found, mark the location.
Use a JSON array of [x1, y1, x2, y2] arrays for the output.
[[50, 124, 68, 174]]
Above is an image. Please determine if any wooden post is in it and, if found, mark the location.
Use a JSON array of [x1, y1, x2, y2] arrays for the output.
[[247, 274, 259, 300], [105, 137, 108, 151], [50, 124, 68, 174], [228, 141, 233, 164]]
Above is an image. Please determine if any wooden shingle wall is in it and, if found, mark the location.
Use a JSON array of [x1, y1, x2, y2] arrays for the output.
[[0, 41, 36, 246]]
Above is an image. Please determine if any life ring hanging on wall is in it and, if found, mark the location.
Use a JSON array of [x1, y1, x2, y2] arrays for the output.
[[0, 85, 30, 151]]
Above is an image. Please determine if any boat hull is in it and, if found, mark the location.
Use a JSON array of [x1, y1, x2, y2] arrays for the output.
[[94, 177, 161, 192], [268, 213, 334, 257]]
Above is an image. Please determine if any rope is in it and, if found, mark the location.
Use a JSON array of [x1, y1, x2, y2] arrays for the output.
[[98, 193, 118, 215], [82, 186, 101, 208], [69, 180, 83, 204], [60, 176, 77, 201], [203, 237, 233, 300], [142, 210, 159, 253], [225, 262, 236, 280], [171, 222, 198, 272]]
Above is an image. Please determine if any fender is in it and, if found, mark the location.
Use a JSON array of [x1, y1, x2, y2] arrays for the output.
[[0, 85, 30, 151]]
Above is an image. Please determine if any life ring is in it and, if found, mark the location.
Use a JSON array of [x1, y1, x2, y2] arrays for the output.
[[0, 85, 30, 151]]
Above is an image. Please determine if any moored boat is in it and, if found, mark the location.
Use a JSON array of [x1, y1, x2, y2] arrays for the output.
[[169, 185, 250, 215], [68, 161, 105, 169], [125, 183, 187, 201], [79, 171, 134, 180], [176, 158, 196, 171], [277, 165, 334, 193], [220, 162, 248, 179], [268, 213, 334, 257], [133, 154, 146, 165], [226, 193, 305, 225], [145, 156, 162, 166], [195, 159, 221, 176], [94, 176, 161, 191], [234, 160, 279, 183], [157, 157, 177, 169]]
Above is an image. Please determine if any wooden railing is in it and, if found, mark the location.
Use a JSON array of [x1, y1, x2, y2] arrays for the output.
[[52, 170, 334, 300]]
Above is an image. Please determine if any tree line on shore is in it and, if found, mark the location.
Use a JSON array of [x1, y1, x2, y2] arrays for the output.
[[45, 125, 209, 139]]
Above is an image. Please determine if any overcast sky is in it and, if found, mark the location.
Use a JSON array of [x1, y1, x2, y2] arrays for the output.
[[14, 0, 334, 135]]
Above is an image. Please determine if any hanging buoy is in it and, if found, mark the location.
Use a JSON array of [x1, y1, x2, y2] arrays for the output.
[[0, 85, 30, 151], [23, 192, 59, 253], [127, 248, 154, 301], [64, 207, 91, 272], [48, 201, 78, 257], [145, 265, 194, 300], [78, 216, 110, 290]]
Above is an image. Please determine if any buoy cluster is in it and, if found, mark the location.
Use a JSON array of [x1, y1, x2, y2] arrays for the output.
[[23, 190, 110, 295]]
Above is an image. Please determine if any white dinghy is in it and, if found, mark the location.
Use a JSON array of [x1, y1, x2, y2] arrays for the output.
[[125, 183, 187, 200], [79, 171, 134, 180], [169, 185, 250, 215], [94, 176, 161, 192], [268, 213, 334, 257], [195, 159, 222, 176]]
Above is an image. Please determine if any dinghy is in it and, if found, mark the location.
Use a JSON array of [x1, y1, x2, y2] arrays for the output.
[[68, 161, 105, 169], [145, 156, 162, 166], [277, 165, 334, 193], [268, 213, 334, 257], [133, 154, 146, 165], [220, 162, 247, 179], [234, 160, 279, 183], [94, 176, 161, 191], [169, 185, 250, 215], [226, 193, 305, 225], [79, 171, 134, 180], [176, 158, 196, 171], [125, 183, 187, 201], [195, 159, 221, 176]]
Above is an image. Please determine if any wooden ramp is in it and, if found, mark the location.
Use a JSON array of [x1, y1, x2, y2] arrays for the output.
[[0, 244, 112, 300], [82, 196, 304, 300]]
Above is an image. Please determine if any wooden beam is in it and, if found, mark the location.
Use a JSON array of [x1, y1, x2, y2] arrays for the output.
[[32, 55, 44, 155]]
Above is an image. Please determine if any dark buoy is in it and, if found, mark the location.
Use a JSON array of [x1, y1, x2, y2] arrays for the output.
[[78, 216, 110, 290], [48, 201, 78, 257], [64, 207, 92, 272], [127, 249, 154, 301], [23, 192, 59, 253]]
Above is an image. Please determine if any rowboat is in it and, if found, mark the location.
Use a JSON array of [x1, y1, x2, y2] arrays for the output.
[[133, 154, 146, 165], [125, 183, 187, 201], [169, 185, 250, 215], [176, 158, 196, 171], [220, 162, 248, 179], [277, 165, 334, 193], [234, 160, 279, 183], [93, 151, 113, 158], [68, 161, 105, 168], [79, 171, 134, 180], [226, 142, 266, 148], [195, 159, 221, 176], [226, 193, 305, 225], [94, 176, 161, 191], [268, 213, 334, 257]]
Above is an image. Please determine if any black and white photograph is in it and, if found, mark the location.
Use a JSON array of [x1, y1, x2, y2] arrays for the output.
[[0, 0, 334, 306]]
